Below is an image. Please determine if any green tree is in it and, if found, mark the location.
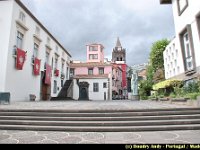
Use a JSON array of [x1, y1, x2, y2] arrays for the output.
[[150, 39, 170, 73], [138, 39, 169, 99]]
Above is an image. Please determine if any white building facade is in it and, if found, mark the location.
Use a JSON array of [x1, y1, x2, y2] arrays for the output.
[[161, 0, 200, 83], [0, 0, 71, 101], [72, 77, 111, 101], [163, 38, 184, 79]]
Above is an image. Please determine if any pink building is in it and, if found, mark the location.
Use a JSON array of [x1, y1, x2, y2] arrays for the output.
[[87, 44, 104, 63], [70, 43, 122, 100]]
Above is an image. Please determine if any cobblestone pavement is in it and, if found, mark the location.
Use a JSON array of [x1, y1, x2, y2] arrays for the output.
[[0, 100, 199, 144], [0, 130, 200, 144], [0, 100, 194, 110]]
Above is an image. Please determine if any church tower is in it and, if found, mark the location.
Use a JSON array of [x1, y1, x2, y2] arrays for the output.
[[112, 37, 126, 63]]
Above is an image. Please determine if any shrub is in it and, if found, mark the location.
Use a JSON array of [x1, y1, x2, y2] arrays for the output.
[[184, 93, 200, 100], [184, 82, 199, 93], [169, 93, 176, 98]]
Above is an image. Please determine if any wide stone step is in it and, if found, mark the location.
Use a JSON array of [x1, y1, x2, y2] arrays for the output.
[[0, 124, 200, 132], [0, 114, 200, 121], [0, 107, 199, 113], [0, 119, 200, 126], [0, 110, 200, 117]]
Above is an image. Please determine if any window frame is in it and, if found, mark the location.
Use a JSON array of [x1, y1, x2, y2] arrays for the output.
[[177, 0, 188, 16], [179, 24, 196, 74], [19, 11, 26, 23], [93, 83, 99, 92], [33, 43, 39, 58], [103, 82, 107, 88], [53, 80, 57, 94], [99, 68, 104, 75], [196, 12, 200, 41], [89, 46, 98, 51], [45, 52, 50, 64], [16, 31, 24, 49], [88, 68, 93, 75]]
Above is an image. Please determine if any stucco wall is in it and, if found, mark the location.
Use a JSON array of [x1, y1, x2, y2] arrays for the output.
[[0, 1, 13, 92], [1, 1, 70, 101], [73, 78, 110, 101]]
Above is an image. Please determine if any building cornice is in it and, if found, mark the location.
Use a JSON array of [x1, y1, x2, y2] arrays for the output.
[[15, 0, 71, 57]]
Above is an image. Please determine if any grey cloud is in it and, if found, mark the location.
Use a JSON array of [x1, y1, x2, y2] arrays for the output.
[[21, 0, 174, 66]]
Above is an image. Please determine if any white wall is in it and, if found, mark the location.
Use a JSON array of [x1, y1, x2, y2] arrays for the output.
[[163, 38, 184, 79], [2, 1, 70, 101], [73, 78, 109, 101], [172, 0, 200, 36], [0, 1, 13, 92], [172, 0, 200, 68]]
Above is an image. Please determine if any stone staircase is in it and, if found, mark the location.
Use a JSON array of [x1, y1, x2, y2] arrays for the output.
[[0, 108, 200, 132], [51, 80, 73, 101]]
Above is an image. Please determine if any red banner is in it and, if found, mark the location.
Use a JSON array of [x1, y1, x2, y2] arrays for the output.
[[45, 64, 51, 85], [16, 48, 26, 70], [33, 58, 41, 75], [55, 69, 59, 76]]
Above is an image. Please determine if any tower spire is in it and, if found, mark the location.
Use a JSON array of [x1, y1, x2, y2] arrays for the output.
[[116, 37, 122, 48]]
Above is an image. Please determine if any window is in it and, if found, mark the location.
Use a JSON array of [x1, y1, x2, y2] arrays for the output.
[[177, 0, 188, 16], [93, 83, 99, 92], [89, 54, 98, 60], [35, 26, 40, 36], [89, 46, 98, 51], [103, 82, 107, 88], [180, 25, 195, 72], [19, 11, 25, 23], [99, 68, 104, 75], [53, 80, 57, 94], [70, 68, 74, 77], [47, 37, 51, 45], [56, 45, 59, 51], [196, 13, 200, 40], [176, 49, 178, 57], [61, 80, 64, 87], [66, 67, 69, 79], [62, 63, 64, 73], [51, 58, 54, 69], [177, 66, 180, 74], [33, 43, 39, 58], [55, 58, 58, 69], [16, 31, 23, 49], [183, 32, 193, 71], [175, 60, 177, 67], [45, 52, 50, 64], [88, 68, 93, 75]]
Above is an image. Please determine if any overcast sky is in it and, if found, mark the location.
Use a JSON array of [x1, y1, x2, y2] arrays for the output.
[[21, 0, 175, 66]]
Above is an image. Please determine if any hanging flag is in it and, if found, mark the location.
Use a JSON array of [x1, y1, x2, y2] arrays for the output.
[[16, 48, 26, 70], [45, 64, 52, 85], [55, 69, 59, 76], [34, 58, 41, 75]]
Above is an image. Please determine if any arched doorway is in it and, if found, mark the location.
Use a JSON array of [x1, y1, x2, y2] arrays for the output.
[[80, 87, 88, 100], [78, 81, 89, 100]]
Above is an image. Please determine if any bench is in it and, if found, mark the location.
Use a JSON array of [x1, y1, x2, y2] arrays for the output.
[[0, 92, 10, 104], [159, 98, 170, 101], [171, 98, 188, 102]]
